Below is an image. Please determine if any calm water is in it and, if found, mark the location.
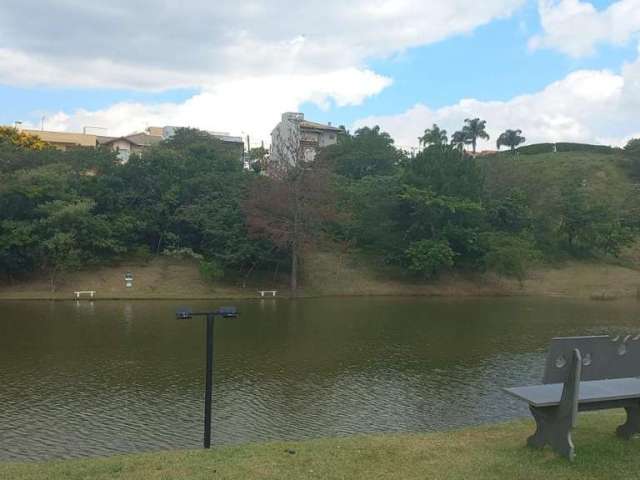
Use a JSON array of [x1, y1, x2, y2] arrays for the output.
[[1, 297, 639, 461]]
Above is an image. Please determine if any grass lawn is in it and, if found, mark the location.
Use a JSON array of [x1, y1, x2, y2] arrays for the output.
[[2, 412, 640, 479]]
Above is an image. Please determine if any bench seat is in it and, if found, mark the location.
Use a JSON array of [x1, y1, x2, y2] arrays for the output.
[[503, 336, 640, 460], [505, 377, 640, 408]]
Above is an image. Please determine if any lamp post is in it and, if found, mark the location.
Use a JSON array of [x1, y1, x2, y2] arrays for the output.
[[176, 306, 238, 449]]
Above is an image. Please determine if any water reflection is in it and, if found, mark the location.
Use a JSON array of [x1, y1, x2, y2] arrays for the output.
[[0, 297, 639, 460]]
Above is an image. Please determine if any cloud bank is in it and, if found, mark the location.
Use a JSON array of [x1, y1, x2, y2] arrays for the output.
[[354, 52, 640, 150], [530, 0, 640, 57], [0, 0, 524, 142]]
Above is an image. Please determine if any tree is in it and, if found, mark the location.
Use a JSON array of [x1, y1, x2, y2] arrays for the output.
[[0, 127, 48, 151], [419, 124, 448, 147], [405, 239, 455, 278], [320, 125, 402, 180], [244, 155, 337, 296], [248, 146, 269, 173], [462, 118, 490, 153], [624, 138, 640, 179], [450, 130, 467, 151], [497, 129, 526, 152]]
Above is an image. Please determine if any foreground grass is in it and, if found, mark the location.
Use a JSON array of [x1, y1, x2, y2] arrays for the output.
[[3, 412, 640, 480]]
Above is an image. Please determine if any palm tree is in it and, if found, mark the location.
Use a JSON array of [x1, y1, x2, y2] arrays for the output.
[[419, 124, 448, 147], [450, 130, 467, 151], [496, 129, 526, 152], [462, 118, 489, 153]]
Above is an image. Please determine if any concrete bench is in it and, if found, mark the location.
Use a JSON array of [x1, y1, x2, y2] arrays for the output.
[[258, 290, 277, 297], [504, 335, 640, 461], [74, 290, 96, 299]]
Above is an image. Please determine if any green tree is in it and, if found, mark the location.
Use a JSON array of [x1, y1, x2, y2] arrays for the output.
[[450, 130, 467, 151], [405, 239, 455, 278], [419, 124, 448, 147], [462, 118, 490, 153], [624, 138, 640, 179], [496, 129, 526, 152], [481, 232, 539, 284], [244, 156, 337, 295], [320, 126, 402, 180]]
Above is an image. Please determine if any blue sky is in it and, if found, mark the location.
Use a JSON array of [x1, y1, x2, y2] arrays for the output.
[[0, 0, 639, 147], [304, 0, 637, 127]]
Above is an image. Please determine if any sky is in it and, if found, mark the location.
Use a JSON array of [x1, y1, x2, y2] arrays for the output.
[[1, 0, 639, 151]]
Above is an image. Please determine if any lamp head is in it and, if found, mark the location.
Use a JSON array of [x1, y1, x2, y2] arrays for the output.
[[217, 306, 238, 318], [176, 309, 193, 320]]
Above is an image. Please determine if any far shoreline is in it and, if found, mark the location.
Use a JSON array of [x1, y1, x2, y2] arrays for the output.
[[1, 255, 639, 303]]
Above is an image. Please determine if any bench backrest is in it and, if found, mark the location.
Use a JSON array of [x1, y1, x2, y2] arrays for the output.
[[543, 335, 640, 384]]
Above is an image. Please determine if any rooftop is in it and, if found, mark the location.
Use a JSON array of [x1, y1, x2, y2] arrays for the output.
[[299, 120, 341, 132]]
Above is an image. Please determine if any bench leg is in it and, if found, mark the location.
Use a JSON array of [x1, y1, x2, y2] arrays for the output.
[[528, 405, 576, 461], [526, 348, 581, 461], [616, 405, 640, 439]]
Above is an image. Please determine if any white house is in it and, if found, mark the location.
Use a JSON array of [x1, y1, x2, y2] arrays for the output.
[[270, 112, 341, 171]]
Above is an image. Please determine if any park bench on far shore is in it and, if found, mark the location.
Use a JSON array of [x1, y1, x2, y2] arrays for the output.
[[258, 290, 277, 297], [504, 335, 640, 461], [74, 290, 96, 299]]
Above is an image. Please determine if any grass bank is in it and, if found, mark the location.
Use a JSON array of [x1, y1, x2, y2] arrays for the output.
[[2, 412, 640, 479], [1, 252, 640, 301]]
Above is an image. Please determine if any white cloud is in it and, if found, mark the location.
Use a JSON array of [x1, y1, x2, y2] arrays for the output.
[[529, 0, 640, 57], [353, 53, 640, 150], [1, 0, 525, 144], [0, 0, 525, 90], [39, 69, 391, 145]]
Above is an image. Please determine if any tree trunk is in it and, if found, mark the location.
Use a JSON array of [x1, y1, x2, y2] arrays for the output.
[[49, 270, 57, 293], [290, 242, 298, 296], [472, 138, 477, 153]]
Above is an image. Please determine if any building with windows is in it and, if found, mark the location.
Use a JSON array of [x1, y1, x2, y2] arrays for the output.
[[270, 112, 341, 171]]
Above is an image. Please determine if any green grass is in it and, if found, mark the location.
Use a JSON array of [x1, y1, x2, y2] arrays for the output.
[[3, 412, 640, 480]]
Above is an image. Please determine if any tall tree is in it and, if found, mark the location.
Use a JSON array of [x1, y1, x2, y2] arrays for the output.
[[450, 130, 467, 151], [496, 129, 526, 152], [419, 124, 448, 147], [244, 152, 336, 295], [320, 125, 402, 180], [462, 118, 490, 153]]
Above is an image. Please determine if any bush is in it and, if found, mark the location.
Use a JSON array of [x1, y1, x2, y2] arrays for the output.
[[516, 143, 618, 155], [516, 143, 555, 155], [481, 233, 540, 284], [405, 239, 455, 279], [199, 259, 224, 283], [161, 247, 203, 261], [556, 143, 618, 154]]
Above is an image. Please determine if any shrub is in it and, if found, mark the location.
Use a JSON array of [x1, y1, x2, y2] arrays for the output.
[[405, 239, 455, 279], [199, 259, 224, 283], [556, 143, 617, 154], [516, 143, 618, 155], [161, 247, 204, 261], [516, 143, 555, 155], [481, 233, 540, 284]]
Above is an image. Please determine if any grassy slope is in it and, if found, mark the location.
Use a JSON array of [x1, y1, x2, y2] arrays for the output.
[[1, 253, 639, 300], [3, 412, 640, 480]]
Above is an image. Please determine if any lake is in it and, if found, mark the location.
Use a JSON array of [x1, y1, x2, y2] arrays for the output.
[[1, 297, 639, 461]]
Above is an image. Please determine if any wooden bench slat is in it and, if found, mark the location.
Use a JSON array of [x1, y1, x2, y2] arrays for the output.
[[504, 377, 640, 407]]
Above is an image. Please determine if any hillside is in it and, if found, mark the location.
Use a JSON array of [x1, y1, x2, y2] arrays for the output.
[[1, 249, 639, 300], [1, 146, 639, 300]]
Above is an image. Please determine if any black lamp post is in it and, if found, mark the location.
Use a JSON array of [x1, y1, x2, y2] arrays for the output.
[[176, 306, 238, 449]]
